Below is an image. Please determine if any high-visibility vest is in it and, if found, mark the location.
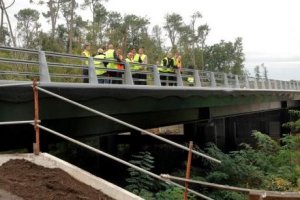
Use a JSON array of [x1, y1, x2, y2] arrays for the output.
[[105, 49, 117, 69], [94, 54, 106, 75], [82, 50, 91, 57], [159, 57, 176, 73], [132, 54, 146, 70], [175, 57, 182, 69], [125, 58, 133, 62], [82, 50, 90, 65], [187, 76, 194, 83]]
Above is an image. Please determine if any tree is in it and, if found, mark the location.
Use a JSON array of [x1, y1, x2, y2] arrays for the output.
[[0, 0, 16, 46], [105, 11, 123, 47], [190, 11, 202, 68], [163, 13, 183, 52], [81, 0, 107, 45], [204, 38, 245, 74], [30, 0, 62, 38], [61, 0, 77, 53], [125, 151, 156, 198], [197, 24, 210, 70], [254, 65, 261, 80], [122, 14, 149, 52], [14, 8, 40, 48]]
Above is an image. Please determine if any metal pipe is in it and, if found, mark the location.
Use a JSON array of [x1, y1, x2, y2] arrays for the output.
[[0, 82, 32, 87], [36, 124, 213, 200], [183, 141, 193, 200], [35, 86, 221, 163], [33, 80, 40, 155], [161, 174, 254, 193], [0, 120, 39, 125]]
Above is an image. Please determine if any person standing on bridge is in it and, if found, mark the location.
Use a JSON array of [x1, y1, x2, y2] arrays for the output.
[[94, 48, 107, 84], [133, 47, 148, 85], [174, 52, 182, 70], [159, 52, 177, 86], [126, 52, 134, 63], [105, 44, 122, 84], [81, 43, 91, 83]]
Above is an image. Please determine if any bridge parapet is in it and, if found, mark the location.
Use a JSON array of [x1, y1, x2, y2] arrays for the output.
[[0, 46, 299, 90]]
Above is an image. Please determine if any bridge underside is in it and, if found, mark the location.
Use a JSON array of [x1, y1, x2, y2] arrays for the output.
[[0, 83, 300, 150]]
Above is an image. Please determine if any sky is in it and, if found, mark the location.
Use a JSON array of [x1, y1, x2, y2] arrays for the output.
[[7, 0, 300, 80]]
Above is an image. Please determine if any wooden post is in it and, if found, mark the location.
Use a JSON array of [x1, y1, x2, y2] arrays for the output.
[[33, 79, 40, 155], [183, 141, 193, 200]]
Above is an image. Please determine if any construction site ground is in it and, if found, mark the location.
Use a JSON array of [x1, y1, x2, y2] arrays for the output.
[[0, 159, 114, 200]]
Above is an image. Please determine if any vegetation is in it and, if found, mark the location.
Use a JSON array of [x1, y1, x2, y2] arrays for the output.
[[125, 110, 300, 200]]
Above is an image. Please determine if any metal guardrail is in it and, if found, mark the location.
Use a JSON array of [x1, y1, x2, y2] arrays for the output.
[[0, 46, 299, 90]]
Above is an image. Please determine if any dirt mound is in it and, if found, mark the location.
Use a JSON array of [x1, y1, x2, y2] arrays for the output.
[[0, 159, 115, 200]]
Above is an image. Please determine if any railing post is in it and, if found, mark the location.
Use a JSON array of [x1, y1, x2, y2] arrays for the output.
[[176, 69, 183, 86], [285, 81, 289, 90], [124, 62, 134, 85], [297, 81, 300, 90], [33, 79, 40, 155], [279, 81, 283, 90], [289, 81, 292, 90], [210, 72, 216, 87], [194, 70, 201, 87], [254, 79, 258, 89], [245, 76, 250, 89], [274, 80, 278, 89], [223, 73, 229, 88], [88, 57, 97, 84], [268, 79, 272, 89], [235, 75, 240, 88], [38, 50, 50, 83], [152, 65, 161, 86], [261, 79, 265, 89], [183, 141, 193, 200]]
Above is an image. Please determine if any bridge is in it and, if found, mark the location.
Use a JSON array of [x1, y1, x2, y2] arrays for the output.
[[0, 46, 299, 151]]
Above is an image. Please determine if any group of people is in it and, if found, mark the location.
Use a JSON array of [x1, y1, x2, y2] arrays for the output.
[[81, 43, 183, 85]]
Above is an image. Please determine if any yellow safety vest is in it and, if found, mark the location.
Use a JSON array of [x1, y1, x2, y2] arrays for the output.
[[132, 54, 146, 70], [105, 49, 117, 69], [82, 50, 91, 57], [175, 58, 182, 69], [82, 50, 90, 65], [94, 54, 106, 75], [159, 57, 176, 73]]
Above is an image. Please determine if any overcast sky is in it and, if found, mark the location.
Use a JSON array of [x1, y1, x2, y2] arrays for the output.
[[8, 0, 300, 80]]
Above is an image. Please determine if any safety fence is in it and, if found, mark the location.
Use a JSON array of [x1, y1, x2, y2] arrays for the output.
[[0, 46, 299, 90], [0, 81, 220, 200]]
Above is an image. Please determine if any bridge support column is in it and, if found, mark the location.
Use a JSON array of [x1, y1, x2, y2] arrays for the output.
[[184, 119, 226, 150]]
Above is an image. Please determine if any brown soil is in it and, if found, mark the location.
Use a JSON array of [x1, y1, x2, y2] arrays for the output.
[[0, 159, 115, 200]]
